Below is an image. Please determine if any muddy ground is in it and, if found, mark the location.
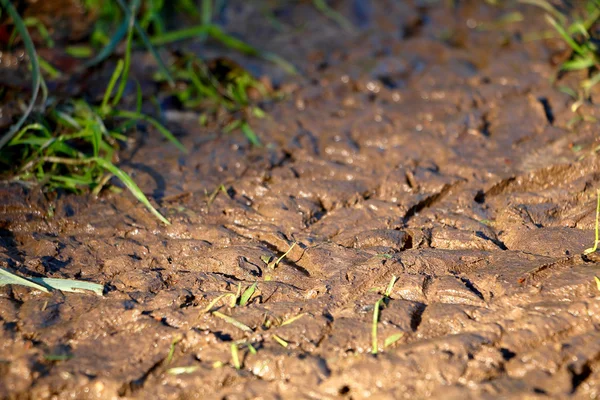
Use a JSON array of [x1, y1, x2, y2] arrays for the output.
[[2, 1, 600, 399]]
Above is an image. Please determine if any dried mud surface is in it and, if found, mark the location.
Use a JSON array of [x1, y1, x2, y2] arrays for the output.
[[3, 1, 600, 399]]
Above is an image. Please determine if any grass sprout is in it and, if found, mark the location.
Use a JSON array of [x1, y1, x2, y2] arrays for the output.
[[585, 189, 600, 255], [239, 282, 258, 307], [272, 334, 289, 348], [0, 267, 104, 295], [212, 311, 253, 332], [231, 343, 241, 369], [264, 242, 297, 270], [280, 313, 306, 327], [371, 275, 398, 355], [384, 332, 404, 349], [595, 276, 600, 292]]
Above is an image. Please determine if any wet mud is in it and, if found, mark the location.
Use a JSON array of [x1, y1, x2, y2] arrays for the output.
[[2, 1, 600, 399]]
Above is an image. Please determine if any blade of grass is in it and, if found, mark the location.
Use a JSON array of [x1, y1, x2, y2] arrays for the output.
[[384, 275, 398, 297], [111, 110, 187, 153], [231, 343, 241, 369], [280, 313, 306, 327], [239, 282, 257, 306], [0, 267, 49, 293], [545, 14, 585, 55], [371, 298, 383, 355], [212, 311, 253, 332], [84, 18, 128, 68], [241, 122, 261, 146], [384, 332, 403, 348], [112, 2, 137, 107], [202, 293, 235, 313], [272, 334, 288, 348], [268, 242, 297, 269], [30, 277, 104, 295], [584, 189, 600, 255], [93, 157, 171, 224], [114, 0, 175, 87], [595, 276, 600, 292], [0, 0, 42, 150], [100, 59, 125, 114]]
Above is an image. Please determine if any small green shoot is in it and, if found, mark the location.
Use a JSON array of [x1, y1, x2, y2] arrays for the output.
[[0, 268, 104, 295], [207, 184, 227, 206], [202, 293, 234, 313], [384, 333, 404, 349], [213, 311, 253, 332], [372, 298, 383, 355], [239, 282, 258, 307], [584, 189, 600, 255], [231, 343, 241, 369], [167, 366, 199, 375], [280, 313, 306, 327], [265, 242, 297, 270], [371, 275, 398, 355], [272, 334, 289, 348], [165, 336, 182, 365], [44, 354, 73, 362]]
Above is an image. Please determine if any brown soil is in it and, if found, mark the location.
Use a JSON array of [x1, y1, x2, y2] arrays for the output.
[[2, 1, 600, 399]]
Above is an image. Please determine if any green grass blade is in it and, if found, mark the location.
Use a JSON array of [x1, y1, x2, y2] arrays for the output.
[[114, 0, 175, 87], [0, 0, 42, 150], [371, 298, 382, 355], [384, 332, 403, 348], [280, 313, 306, 327], [0, 267, 50, 293], [30, 277, 104, 295], [272, 334, 288, 348], [239, 282, 257, 307], [101, 59, 125, 114], [112, 3, 136, 107], [545, 14, 585, 55], [111, 110, 187, 153], [231, 343, 241, 369], [241, 122, 261, 147], [150, 25, 212, 46], [384, 275, 397, 297], [92, 157, 171, 225], [212, 311, 253, 332], [84, 18, 128, 68], [562, 56, 596, 71]]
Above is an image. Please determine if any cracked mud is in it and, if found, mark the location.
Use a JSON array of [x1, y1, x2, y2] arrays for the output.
[[2, 1, 600, 399]]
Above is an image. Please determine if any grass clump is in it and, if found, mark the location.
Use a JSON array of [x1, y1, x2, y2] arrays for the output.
[[522, 0, 600, 104], [0, 4, 185, 224]]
